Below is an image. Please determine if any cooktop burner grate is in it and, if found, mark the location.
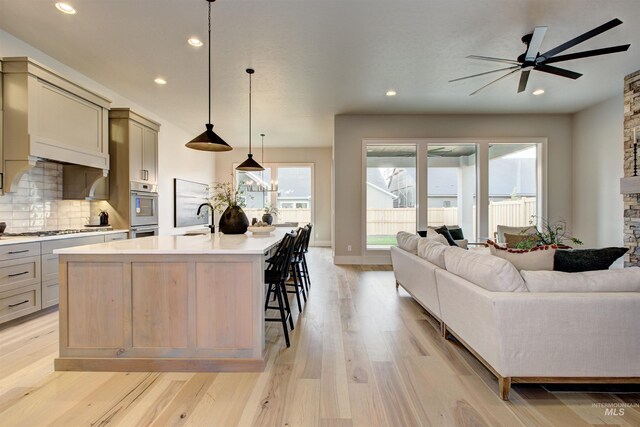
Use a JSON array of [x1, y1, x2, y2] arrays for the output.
[[2, 229, 100, 237]]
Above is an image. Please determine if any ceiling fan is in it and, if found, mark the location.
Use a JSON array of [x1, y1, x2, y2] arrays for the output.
[[450, 18, 630, 95]]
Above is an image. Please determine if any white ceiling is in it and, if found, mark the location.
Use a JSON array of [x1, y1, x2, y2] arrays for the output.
[[0, 0, 639, 148]]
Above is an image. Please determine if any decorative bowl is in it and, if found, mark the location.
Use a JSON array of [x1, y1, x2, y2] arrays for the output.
[[247, 225, 275, 234]]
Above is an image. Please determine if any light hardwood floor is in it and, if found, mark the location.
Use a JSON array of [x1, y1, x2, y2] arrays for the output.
[[1, 248, 638, 426]]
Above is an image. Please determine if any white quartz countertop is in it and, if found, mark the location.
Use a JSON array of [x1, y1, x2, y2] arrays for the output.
[[0, 229, 129, 246], [54, 229, 288, 255]]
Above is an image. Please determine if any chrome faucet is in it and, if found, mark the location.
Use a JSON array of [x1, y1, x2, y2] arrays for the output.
[[197, 203, 215, 233]]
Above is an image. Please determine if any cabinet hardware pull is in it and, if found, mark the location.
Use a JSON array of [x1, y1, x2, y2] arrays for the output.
[[8, 271, 29, 277], [7, 250, 29, 255], [8, 300, 29, 308]]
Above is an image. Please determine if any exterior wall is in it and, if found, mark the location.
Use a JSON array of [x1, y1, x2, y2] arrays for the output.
[[623, 70, 640, 266]]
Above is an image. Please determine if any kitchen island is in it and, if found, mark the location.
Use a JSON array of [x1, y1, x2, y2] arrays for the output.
[[54, 230, 287, 372]]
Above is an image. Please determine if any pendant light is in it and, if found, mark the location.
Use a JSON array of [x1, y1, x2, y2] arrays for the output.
[[236, 68, 265, 171], [185, 0, 232, 152]]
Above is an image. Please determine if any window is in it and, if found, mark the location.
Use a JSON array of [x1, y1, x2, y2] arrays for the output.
[[488, 144, 538, 237], [427, 144, 477, 239], [235, 164, 313, 227], [366, 145, 417, 249]]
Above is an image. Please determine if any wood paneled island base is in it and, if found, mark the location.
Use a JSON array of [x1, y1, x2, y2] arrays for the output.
[[54, 232, 285, 372]]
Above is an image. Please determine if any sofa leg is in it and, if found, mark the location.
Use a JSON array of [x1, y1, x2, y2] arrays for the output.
[[440, 322, 447, 338], [498, 376, 511, 400]]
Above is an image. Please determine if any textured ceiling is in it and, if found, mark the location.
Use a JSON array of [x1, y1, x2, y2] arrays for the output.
[[0, 0, 638, 147]]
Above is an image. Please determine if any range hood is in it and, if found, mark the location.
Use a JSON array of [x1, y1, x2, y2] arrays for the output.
[[62, 165, 109, 200]]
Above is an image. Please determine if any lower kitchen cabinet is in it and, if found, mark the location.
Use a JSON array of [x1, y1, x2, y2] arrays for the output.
[[0, 284, 41, 324]]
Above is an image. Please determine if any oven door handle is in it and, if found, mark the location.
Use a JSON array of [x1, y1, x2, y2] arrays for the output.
[[131, 226, 158, 232]]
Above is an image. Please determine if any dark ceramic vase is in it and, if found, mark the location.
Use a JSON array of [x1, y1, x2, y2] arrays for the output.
[[219, 206, 250, 234], [262, 213, 273, 225]]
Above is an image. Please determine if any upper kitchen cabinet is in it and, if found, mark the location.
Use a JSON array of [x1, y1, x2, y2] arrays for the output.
[[109, 108, 160, 187], [0, 60, 5, 193], [1, 57, 111, 193]]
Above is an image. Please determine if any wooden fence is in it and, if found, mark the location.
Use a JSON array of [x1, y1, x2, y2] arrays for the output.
[[243, 208, 311, 225], [367, 198, 537, 238]]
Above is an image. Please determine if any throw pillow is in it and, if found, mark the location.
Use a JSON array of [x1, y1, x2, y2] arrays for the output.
[[521, 267, 640, 292], [487, 240, 556, 271], [396, 231, 420, 254], [417, 237, 447, 269], [496, 225, 536, 244], [447, 226, 464, 241], [444, 246, 527, 292], [417, 228, 440, 239], [434, 225, 459, 247], [554, 247, 628, 272]]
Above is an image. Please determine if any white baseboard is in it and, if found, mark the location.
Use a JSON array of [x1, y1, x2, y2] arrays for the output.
[[311, 240, 331, 247]]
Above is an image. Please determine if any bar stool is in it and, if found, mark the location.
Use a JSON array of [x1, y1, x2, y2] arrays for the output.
[[286, 227, 308, 311], [264, 231, 296, 348], [300, 223, 312, 291]]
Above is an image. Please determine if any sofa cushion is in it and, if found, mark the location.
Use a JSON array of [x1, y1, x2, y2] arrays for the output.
[[496, 225, 536, 244], [504, 232, 537, 249], [554, 247, 628, 272], [521, 267, 640, 292], [444, 246, 527, 292], [417, 238, 448, 269], [434, 225, 459, 247], [417, 228, 441, 239], [396, 231, 420, 254], [487, 240, 556, 271], [447, 226, 464, 241]]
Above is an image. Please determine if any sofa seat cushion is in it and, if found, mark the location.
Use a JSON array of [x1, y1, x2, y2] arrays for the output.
[[521, 267, 640, 292], [487, 240, 556, 271], [554, 247, 628, 272], [417, 238, 448, 269], [444, 246, 527, 292], [396, 231, 420, 254]]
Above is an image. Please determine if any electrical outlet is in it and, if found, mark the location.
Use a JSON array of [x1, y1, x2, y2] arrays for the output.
[[347, 245, 352, 252]]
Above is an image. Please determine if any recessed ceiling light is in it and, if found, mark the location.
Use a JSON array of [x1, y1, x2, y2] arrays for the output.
[[532, 89, 545, 96], [154, 78, 167, 85], [188, 38, 203, 47], [55, 2, 76, 14], [386, 90, 397, 96]]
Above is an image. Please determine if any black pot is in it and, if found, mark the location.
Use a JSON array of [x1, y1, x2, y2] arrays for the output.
[[99, 211, 109, 226], [219, 206, 250, 234], [262, 213, 273, 225]]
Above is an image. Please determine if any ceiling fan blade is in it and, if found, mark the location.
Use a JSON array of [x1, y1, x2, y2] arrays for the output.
[[466, 55, 520, 65], [525, 26, 548, 61], [542, 44, 630, 64], [535, 64, 583, 79], [449, 66, 520, 82], [538, 18, 623, 61], [469, 68, 521, 96], [518, 71, 530, 93]]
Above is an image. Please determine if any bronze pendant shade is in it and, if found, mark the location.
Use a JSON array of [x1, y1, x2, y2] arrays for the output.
[[236, 68, 264, 171], [185, 0, 232, 152]]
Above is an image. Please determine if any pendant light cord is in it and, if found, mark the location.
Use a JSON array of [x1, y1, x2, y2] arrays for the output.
[[249, 72, 252, 154], [208, 0, 211, 125]]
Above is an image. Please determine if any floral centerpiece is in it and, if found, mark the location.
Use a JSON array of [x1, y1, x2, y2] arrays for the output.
[[209, 178, 250, 234], [516, 216, 583, 250]]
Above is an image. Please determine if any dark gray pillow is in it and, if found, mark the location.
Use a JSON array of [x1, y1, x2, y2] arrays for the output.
[[434, 225, 459, 247], [447, 226, 464, 241], [554, 247, 628, 272]]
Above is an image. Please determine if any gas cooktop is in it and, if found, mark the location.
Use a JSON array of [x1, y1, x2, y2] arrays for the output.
[[2, 229, 104, 238]]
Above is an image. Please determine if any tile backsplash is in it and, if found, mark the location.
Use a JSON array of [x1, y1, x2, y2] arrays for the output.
[[0, 161, 90, 233]]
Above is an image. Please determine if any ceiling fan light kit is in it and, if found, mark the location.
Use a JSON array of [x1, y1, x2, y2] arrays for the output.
[[451, 18, 630, 95], [186, 0, 232, 152]]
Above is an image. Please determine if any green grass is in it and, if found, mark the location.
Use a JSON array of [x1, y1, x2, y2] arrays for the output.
[[366, 235, 397, 246]]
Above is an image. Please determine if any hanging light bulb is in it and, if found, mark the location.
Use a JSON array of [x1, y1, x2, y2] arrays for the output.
[[236, 68, 265, 171], [186, 0, 232, 152]]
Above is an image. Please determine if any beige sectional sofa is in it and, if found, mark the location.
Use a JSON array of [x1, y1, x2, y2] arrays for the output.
[[390, 235, 640, 400]]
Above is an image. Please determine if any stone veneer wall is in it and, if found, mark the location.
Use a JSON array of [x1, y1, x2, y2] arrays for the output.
[[623, 70, 640, 267], [0, 161, 90, 233]]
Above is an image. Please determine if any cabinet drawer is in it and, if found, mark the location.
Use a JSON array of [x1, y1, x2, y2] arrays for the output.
[[0, 242, 41, 261], [42, 253, 59, 282], [42, 278, 59, 309], [104, 232, 128, 242], [41, 235, 105, 254], [0, 256, 41, 294], [0, 285, 41, 324]]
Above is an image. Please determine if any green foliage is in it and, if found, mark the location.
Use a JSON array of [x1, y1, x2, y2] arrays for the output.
[[263, 203, 279, 215], [516, 216, 583, 249], [209, 176, 249, 213]]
